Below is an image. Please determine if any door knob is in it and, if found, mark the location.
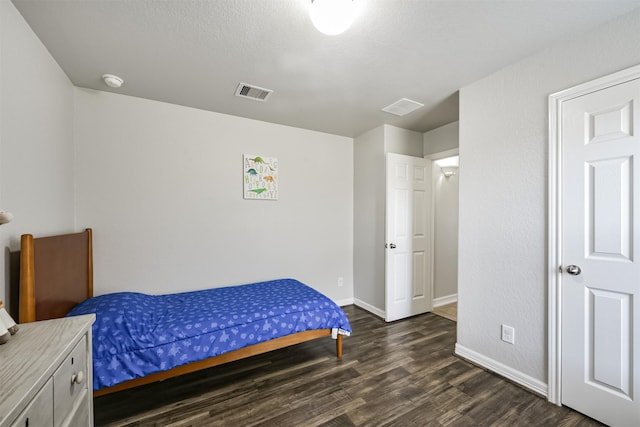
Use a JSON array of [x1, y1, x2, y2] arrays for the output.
[[71, 371, 85, 385], [389, 243, 397, 249], [566, 265, 582, 276]]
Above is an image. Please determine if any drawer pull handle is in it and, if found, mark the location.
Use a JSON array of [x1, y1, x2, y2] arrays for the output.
[[71, 371, 85, 385]]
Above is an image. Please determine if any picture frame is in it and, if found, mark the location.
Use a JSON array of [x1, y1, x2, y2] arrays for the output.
[[243, 155, 278, 200]]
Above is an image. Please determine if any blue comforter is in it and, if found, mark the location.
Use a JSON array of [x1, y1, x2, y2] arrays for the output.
[[67, 278, 351, 391]]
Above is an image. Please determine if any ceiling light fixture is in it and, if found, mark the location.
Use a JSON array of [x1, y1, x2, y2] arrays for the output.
[[102, 74, 124, 88], [309, 0, 356, 36], [435, 156, 459, 178]]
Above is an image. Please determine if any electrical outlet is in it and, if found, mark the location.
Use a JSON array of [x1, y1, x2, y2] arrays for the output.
[[501, 324, 515, 344], [337, 277, 344, 287]]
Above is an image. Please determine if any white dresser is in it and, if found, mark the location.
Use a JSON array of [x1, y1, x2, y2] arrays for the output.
[[0, 314, 95, 427]]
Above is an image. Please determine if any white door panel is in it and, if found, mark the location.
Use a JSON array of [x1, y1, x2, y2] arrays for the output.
[[385, 153, 432, 322], [561, 77, 640, 427]]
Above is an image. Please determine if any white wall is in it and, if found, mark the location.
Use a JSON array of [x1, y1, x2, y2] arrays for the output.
[[424, 121, 459, 155], [384, 125, 423, 157], [74, 89, 354, 303], [353, 126, 385, 311], [457, 8, 640, 389], [0, 1, 75, 311]]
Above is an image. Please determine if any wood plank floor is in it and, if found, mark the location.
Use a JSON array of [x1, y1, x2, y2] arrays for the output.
[[432, 302, 457, 322], [94, 305, 602, 427]]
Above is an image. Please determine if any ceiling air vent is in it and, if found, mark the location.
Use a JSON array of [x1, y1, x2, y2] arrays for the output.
[[381, 98, 424, 116], [235, 83, 273, 102]]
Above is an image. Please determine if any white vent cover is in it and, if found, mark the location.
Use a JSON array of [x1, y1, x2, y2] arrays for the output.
[[235, 83, 273, 102], [381, 98, 424, 116]]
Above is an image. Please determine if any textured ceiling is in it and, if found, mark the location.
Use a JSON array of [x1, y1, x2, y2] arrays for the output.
[[11, 0, 640, 137]]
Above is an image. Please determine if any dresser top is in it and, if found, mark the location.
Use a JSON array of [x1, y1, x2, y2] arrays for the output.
[[0, 314, 94, 426]]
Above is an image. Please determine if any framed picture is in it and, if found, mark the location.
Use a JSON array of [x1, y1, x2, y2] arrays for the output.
[[243, 154, 278, 200]]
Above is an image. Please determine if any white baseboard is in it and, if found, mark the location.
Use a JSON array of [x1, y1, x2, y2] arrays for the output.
[[433, 294, 457, 307], [454, 343, 548, 397], [354, 298, 385, 319], [335, 297, 355, 307]]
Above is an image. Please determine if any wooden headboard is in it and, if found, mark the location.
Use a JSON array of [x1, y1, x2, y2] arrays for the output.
[[19, 228, 93, 323]]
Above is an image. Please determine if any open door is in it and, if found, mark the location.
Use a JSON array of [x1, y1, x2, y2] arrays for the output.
[[385, 153, 432, 322]]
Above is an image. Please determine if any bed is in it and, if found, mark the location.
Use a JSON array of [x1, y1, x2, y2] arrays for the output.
[[19, 228, 351, 397]]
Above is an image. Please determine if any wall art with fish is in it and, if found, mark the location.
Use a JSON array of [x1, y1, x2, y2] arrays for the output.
[[243, 154, 278, 200]]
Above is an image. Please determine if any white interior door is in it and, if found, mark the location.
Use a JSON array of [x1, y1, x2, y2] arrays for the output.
[[560, 77, 640, 426], [385, 153, 432, 322]]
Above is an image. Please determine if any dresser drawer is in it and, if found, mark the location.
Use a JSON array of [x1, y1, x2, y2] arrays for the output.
[[59, 389, 90, 427], [10, 378, 53, 427], [53, 336, 88, 427]]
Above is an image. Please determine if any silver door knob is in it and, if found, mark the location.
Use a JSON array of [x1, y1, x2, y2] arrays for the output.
[[389, 243, 397, 249], [566, 265, 582, 276]]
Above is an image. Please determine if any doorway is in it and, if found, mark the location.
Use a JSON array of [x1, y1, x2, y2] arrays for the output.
[[426, 150, 459, 322]]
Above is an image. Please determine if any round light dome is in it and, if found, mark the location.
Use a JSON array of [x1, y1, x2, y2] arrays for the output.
[[309, 0, 355, 36], [102, 74, 124, 88]]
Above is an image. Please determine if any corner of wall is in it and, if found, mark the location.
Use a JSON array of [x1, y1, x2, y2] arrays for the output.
[[353, 126, 385, 311], [0, 0, 76, 309]]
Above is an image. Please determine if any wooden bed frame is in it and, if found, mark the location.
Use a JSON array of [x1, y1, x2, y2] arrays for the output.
[[19, 228, 343, 397]]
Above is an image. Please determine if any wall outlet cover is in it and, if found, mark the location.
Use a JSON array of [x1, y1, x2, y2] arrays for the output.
[[501, 324, 515, 344]]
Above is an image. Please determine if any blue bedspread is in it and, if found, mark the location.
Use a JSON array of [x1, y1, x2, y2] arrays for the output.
[[67, 278, 351, 391]]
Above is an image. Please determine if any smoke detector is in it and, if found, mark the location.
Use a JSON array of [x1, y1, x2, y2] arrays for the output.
[[382, 98, 424, 116], [235, 83, 273, 102], [102, 74, 124, 88]]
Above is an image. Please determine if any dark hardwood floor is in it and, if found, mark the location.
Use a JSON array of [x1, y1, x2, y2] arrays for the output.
[[94, 305, 602, 427]]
